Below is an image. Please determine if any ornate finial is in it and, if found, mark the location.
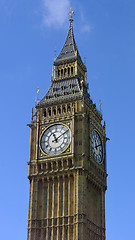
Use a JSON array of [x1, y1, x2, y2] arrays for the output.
[[84, 56, 87, 67], [68, 7, 75, 22], [35, 87, 40, 104], [84, 55, 88, 84], [99, 99, 102, 112], [31, 107, 33, 121], [52, 48, 57, 81], [54, 48, 57, 61]]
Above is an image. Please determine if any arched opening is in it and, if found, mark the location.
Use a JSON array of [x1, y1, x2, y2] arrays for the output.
[[58, 107, 61, 114], [71, 67, 73, 75], [53, 108, 56, 115], [64, 68, 67, 77], [68, 67, 70, 76], [48, 109, 51, 116], [61, 69, 63, 78], [44, 109, 47, 117], [63, 106, 66, 113], [67, 105, 71, 112]]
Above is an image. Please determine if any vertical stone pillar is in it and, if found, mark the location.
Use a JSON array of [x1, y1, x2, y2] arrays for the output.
[[41, 179, 45, 240], [52, 178, 55, 239], [46, 178, 50, 240], [62, 176, 65, 239], [57, 177, 60, 240], [73, 173, 77, 239], [27, 178, 34, 240], [101, 189, 105, 240], [68, 175, 71, 240], [33, 179, 38, 240]]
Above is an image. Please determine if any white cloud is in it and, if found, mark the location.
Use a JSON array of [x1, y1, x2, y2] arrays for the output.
[[42, 0, 70, 28]]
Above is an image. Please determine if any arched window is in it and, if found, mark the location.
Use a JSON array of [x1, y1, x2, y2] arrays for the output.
[[67, 105, 71, 112], [61, 69, 63, 77], [63, 106, 66, 113], [53, 108, 56, 115], [58, 107, 61, 114], [58, 69, 60, 77], [64, 68, 67, 77], [44, 109, 47, 117], [68, 67, 70, 76], [71, 67, 73, 75], [48, 109, 51, 116]]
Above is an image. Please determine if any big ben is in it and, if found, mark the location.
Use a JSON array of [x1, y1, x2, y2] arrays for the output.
[[27, 8, 108, 240]]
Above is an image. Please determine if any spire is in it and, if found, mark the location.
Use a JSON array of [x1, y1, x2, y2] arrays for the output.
[[54, 8, 86, 72]]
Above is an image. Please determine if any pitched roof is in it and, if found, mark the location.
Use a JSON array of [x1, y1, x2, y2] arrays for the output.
[[36, 78, 89, 106], [36, 77, 101, 118], [54, 19, 86, 71]]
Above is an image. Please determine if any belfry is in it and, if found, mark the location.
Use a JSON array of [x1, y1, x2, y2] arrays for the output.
[[27, 8, 107, 240]]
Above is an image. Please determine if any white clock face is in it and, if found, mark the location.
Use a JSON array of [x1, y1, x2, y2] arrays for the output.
[[41, 124, 71, 155], [91, 130, 103, 164]]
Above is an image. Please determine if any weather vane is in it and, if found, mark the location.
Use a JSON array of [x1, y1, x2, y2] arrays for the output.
[[68, 7, 75, 21]]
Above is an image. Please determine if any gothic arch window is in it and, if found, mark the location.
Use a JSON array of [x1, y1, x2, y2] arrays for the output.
[[48, 108, 51, 116], [62, 105, 66, 113], [68, 67, 70, 76], [61, 69, 63, 78], [71, 66, 73, 75], [58, 107, 61, 114], [64, 68, 67, 77], [53, 108, 56, 115], [67, 105, 71, 112], [44, 109, 47, 117]]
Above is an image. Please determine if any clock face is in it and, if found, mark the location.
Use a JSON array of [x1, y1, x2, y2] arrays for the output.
[[91, 130, 103, 164], [40, 124, 71, 155]]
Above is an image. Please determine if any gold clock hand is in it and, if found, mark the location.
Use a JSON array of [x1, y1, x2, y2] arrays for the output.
[[52, 130, 68, 142]]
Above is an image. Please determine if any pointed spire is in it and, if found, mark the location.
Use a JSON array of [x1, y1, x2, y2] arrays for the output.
[[54, 8, 86, 72]]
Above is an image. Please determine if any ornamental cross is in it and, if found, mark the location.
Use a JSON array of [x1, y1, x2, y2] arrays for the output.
[[68, 7, 75, 21]]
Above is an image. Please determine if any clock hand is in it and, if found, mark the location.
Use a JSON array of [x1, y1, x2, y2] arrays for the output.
[[52, 130, 68, 142], [95, 143, 101, 149], [52, 133, 57, 142]]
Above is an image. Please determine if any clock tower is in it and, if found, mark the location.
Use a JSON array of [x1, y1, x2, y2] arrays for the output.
[[27, 9, 107, 240]]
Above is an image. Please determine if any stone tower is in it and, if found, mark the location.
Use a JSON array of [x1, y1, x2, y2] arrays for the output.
[[27, 9, 107, 240]]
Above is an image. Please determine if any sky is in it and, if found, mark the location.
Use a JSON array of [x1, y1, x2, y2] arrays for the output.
[[0, 0, 135, 239]]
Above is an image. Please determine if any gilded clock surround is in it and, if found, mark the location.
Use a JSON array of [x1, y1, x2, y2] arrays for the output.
[[27, 9, 107, 240], [39, 123, 72, 157]]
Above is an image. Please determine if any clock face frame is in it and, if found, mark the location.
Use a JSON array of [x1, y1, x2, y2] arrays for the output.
[[40, 124, 71, 156], [91, 130, 103, 164]]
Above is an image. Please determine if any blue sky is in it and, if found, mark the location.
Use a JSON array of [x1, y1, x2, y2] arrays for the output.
[[0, 0, 135, 239]]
